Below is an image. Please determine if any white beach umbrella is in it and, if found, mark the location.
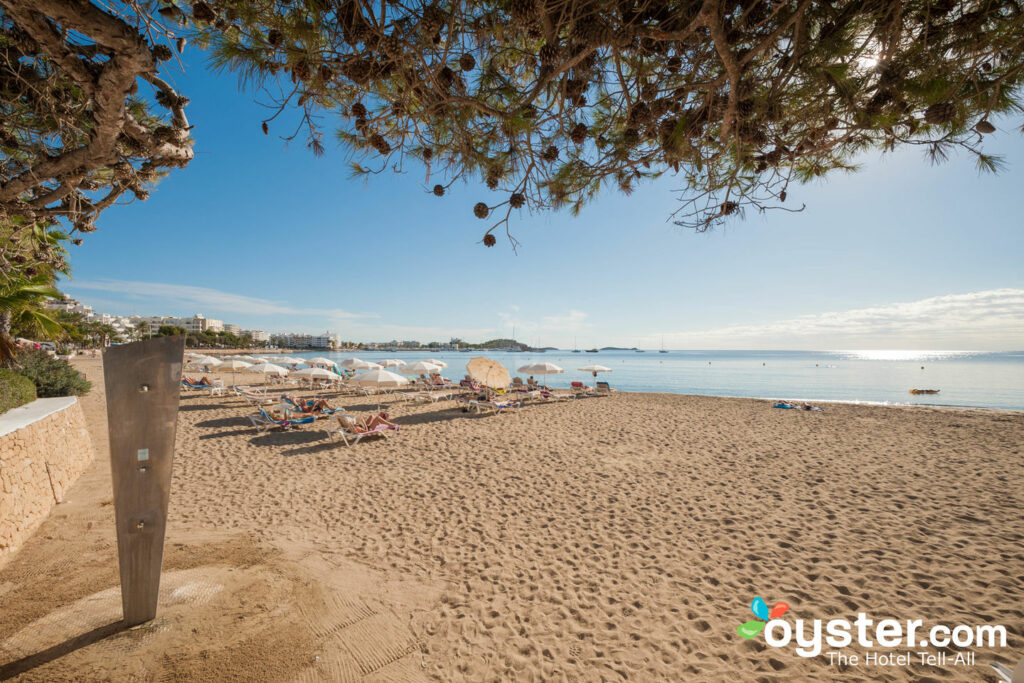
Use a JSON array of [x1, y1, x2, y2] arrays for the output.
[[308, 357, 338, 367], [350, 369, 409, 388], [425, 358, 448, 368], [248, 362, 289, 377], [517, 362, 564, 375], [217, 359, 252, 385], [291, 366, 339, 391], [400, 361, 442, 376], [350, 369, 410, 410], [343, 358, 383, 371], [288, 358, 310, 367], [186, 355, 222, 368], [577, 365, 612, 373], [578, 364, 613, 387], [292, 366, 337, 380], [379, 359, 406, 368], [232, 355, 259, 363]]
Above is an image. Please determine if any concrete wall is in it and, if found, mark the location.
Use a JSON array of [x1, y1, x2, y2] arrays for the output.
[[0, 397, 94, 564]]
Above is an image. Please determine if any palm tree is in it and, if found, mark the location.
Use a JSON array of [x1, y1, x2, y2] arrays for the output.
[[0, 276, 63, 363]]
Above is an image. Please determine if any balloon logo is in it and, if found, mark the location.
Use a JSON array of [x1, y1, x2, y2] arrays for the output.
[[736, 597, 790, 639]]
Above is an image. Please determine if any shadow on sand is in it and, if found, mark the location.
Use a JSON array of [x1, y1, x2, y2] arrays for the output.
[[0, 621, 126, 680]]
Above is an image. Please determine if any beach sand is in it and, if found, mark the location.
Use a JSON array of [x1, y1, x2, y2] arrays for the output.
[[0, 357, 1021, 681]]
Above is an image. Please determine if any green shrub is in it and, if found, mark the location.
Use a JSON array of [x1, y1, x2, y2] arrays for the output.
[[14, 350, 91, 398], [0, 368, 37, 414]]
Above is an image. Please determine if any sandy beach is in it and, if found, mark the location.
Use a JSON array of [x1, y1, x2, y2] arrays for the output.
[[1, 356, 1021, 681]]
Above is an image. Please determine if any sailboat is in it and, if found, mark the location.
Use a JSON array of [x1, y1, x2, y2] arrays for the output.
[[572, 336, 581, 353], [659, 336, 669, 353], [635, 339, 645, 353]]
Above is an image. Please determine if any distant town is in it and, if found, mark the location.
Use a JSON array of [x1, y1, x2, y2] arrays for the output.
[[41, 295, 552, 351]]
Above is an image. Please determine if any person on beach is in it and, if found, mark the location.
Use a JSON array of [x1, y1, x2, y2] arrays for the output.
[[283, 395, 334, 414], [338, 411, 396, 433]]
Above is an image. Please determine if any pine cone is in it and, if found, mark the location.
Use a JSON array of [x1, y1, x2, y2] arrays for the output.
[[72, 238, 83, 246], [622, 128, 639, 147], [192, 1, 216, 22], [423, 147, 434, 161], [924, 102, 956, 125], [539, 43, 561, 65], [292, 60, 311, 81], [433, 184, 445, 196], [641, 82, 657, 101], [459, 53, 476, 71], [318, 64, 333, 81], [350, 102, 367, 118], [542, 145, 559, 162], [975, 120, 995, 134], [483, 233, 497, 246], [510, 193, 525, 208], [422, 5, 446, 32], [570, 123, 588, 144], [510, 0, 536, 23], [152, 44, 173, 61], [369, 134, 390, 154], [474, 202, 489, 219], [487, 176, 498, 190], [721, 201, 739, 215], [268, 29, 283, 46]]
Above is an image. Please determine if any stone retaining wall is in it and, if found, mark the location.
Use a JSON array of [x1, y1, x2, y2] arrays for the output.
[[0, 397, 94, 564]]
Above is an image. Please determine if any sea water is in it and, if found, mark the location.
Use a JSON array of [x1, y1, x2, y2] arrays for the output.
[[288, 349, 1024, 411]]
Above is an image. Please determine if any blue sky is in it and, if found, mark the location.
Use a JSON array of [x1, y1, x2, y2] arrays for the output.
[[61, 47, 1024, 350]]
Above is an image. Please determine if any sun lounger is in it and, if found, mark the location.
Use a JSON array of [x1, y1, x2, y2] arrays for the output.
[[248, 408, 316, 432], [595, 381, 615, 395], [281, 395, 341, 416], [570, 381, 594, 397], [323, 417, 398, 446], [461, 397, 521, 414], [413, 390, 453, 404]]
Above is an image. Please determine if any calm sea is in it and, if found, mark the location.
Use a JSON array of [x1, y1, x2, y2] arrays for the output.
[[287, 349, 1024, 411]]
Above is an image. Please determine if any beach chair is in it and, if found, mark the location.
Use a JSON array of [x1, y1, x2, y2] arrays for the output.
[[248, 408, 316, 433], [459, 379, 482, 393], [462, 397, 521, 414], [281, 395, 341, 416], [595, 381, 615, 395], [990, 659, 1024, 683], [511, 377, 526, 391], [413, 390, 453, 404], [323, 415, 398, 446], [570, 381, 593, 397]]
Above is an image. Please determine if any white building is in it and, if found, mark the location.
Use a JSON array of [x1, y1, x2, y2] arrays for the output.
[[247, 330, 270, 342], [223, 323, 242, 334], [270, 332, 339, 349]]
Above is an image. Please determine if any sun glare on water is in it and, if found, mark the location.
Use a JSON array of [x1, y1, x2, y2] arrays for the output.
[[840, 350, 978, 362]]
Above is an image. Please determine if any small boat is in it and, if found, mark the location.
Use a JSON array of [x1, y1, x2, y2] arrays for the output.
[[659, 336, 668, 353], [585, 348, 599, 353], [909, 389, 940, 395], [572, 337, 581, 353]]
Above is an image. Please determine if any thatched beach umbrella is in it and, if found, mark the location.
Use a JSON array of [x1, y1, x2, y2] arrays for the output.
[[467, 357, 510, 390]]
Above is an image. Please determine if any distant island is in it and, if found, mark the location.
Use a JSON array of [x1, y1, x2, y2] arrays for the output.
[[600, 346, 640, 351]]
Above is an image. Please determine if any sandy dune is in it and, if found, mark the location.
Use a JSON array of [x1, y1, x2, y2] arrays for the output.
[[1, 357, 1021, 681]]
